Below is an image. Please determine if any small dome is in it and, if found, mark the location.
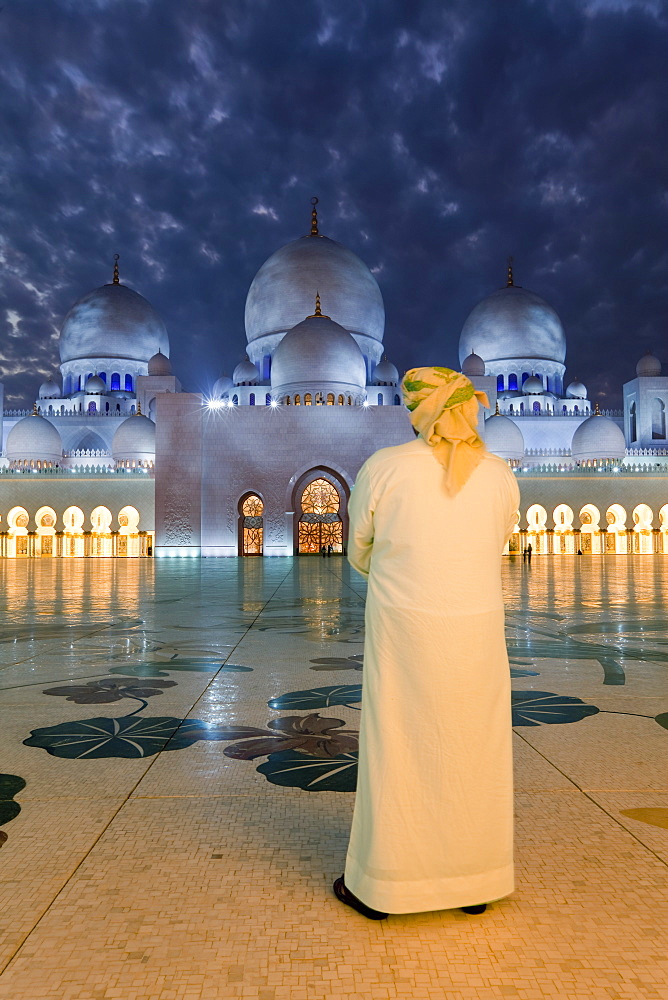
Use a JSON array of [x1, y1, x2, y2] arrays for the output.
[[6, 413, 63, 464], [522, 375, 544, 394], [459, 285, 566, 366], [112, 413, 156, 464], [148, 351, 172, 376], [59, 282, 169, 364], [84, 375, 106, 394], [566, 379, 587, 399], [212, 375, 233, 399], [461, 352, 485, 377], [571, 412, 626, 462], [636, 352, 661, 377], [484, 413, 525, 461], [271, 314, 366, 394], [373, 358, 399, 384], [39, 377, 61, 399], [233, 358, 259, 384], [245, 234, 385, 346]]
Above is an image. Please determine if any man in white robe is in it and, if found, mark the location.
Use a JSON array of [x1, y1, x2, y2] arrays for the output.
[[334, 366, 520, 919]]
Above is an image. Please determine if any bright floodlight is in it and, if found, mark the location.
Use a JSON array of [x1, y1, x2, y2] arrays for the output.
[[270, 399, 278, 408]]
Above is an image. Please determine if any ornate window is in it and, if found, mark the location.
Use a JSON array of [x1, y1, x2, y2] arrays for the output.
[[338, 394, 344, 405], [497, 374, 504, 391], [327, 393, 334, 405], [125, 374, 133, 391], [508, 373, 518, 391], [241, 494, 263, 555], [111, 372, 120, 391], [295, 394, 301, 405], [305, 392, 312, 405], [298, 478, 342, 554]]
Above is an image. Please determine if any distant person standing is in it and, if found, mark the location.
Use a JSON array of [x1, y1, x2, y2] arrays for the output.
[[335, 366, 519, 919], [526, 542, 532, 563]]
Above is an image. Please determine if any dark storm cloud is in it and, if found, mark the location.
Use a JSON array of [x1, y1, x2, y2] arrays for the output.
[[0, 0, 667, 406]]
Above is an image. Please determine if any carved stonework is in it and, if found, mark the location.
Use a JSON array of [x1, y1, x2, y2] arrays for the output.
[[163, 487, 193, 545]]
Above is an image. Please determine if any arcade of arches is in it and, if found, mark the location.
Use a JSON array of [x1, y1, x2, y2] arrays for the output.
[[0, 505, 152, 557], [516, 502, 668, 555]]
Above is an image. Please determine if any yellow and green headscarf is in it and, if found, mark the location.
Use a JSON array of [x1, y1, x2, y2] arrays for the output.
[[401, 366, 490, 495]]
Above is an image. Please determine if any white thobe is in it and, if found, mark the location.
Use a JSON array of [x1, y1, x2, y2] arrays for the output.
[[345, 438, 520, 913]]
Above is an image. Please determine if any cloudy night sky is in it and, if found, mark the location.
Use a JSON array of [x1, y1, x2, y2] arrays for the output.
[[1, 0, 667, 408]]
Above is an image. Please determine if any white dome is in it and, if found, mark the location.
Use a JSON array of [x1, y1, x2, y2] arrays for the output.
[[212, 375, 233, 398], [271, 314, 366, 394], [39, 377, 61, 399], [461, 352, 485, 377], [112, 413, 156, 463], [6, 413, 63, 464], [84, 375, 106, 394], [484, 413, 525, 461], [459, 285, 566, 366], [571, 413, 626, 462], [60, 283, 169, 364], [522, 375, 544, 394], [233, 358, 259, 384], [148, 351, 172, 376], [566, 379, 587, 399], [636, 352, 661, 377], [245, 235, 385, 346], [373, 358, 399, 384]]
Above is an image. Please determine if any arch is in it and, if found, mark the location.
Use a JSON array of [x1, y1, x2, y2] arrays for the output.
[[652, 398, 666, 439], [117, 505, 141, 557], [304, 392, 312, 406], [553, 504, 574, 531], [659, 504, 668, 553], [118, 505, 140, 532], [63, 506, 85, 557], [338, 394, 344, 405], [378, 393, 383, 405], [526, 504, 548, 555], [327, 393, 335, 406], [285, 396, 291, 405], [497, 374, 504, 391], [111, 372, 121, 391], [7, 506, 30, 557], [266, 393, 272, 406], [552, 504, 574, 554], [90, 506, 113, 557], [98, 372, 106, 384], [605, 504, 628, 553], [125, 374, 133, 392], [632, 503, 654, 553], [533, 401, 541, 414], [394, 394, 401, 405], [294, 394, 301, 405], [508, 374, 518, 391], [249, 392, 256, 406], [629, 400, 637, 442], [521, 372, 531, 386], [73, 431, 107, 453], [88, 401, 97, 414], [291, 468, 350, 556], [347, 395, 352, 405], [238, 493, 264, 556], [232, 394, 238, 405], [35, 505, 57, 556]]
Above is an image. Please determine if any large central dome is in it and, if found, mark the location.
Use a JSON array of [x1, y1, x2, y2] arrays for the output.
[[459, 285, 566, 366], [245, 235, 385, 345], [60, 283, 169, 364]]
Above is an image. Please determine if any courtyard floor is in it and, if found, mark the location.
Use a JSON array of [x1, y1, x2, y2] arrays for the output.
[[0, 555, 667, 1000]]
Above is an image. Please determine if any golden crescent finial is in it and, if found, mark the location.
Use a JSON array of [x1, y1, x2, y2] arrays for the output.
[[495, 398, 500, 415], [307, 291, 330, 319], [310, 197, 319, 236], [113, 253, 120, 284], [594, 401, 601, 415], [506, 256, 514, 287]]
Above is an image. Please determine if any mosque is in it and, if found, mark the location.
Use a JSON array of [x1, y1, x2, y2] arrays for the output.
[[2, 200, 668, 558]]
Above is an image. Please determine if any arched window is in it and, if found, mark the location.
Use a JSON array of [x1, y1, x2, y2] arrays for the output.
[[266, 393, 271, 406], [249, 393, 255, 405], [111, 373, 121, 391], [519, 402, 524, 414], [125, 374, 133, 391], [652, 398, 666, 439], [508, 373, 518, 391], [497, 375, 504, 391], [338, 394, 344, 405], [305, 393, 312, 405], [378, 393, 383, 405], [394, 394, 400, 405], [76, 375, 82, 391], [105, 402, 109, 412], [574, 404, 579, 414], [298, 478, 342, 554], [629, 401, 637, 441], [509, 404, 514, 414], [327, 393, 335, 406], [240, 494, 264, 556], [522, 372, 530, 386], [562, 405, 567, 414], [232, 394, 238, 405], [98, 372, 107, 384], [533, 401, 541, 414], [285, 396, 291, 405], [88, 401, 97, 413], [347, 396, 352, 405], [294, 394, 301, 405]]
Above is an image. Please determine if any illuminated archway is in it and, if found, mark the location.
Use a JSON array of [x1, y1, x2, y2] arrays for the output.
[[7, 506, 30, 557], [526, 504, 549, 555], [579, 504, 602, 554], [606, 504, 628, 554], [118, 505, 141, 557], [91, 506, 113, 557], [552, 504, 574, 554], [297, 477, 343, 554], [63, 506, 85, 557], [239, 493, 264, 556], [35, 506, 57, 556], [632, 503, 654, 554]]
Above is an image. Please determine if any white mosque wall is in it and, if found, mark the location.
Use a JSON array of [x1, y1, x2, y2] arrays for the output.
[[623, 376, 668, 449], [154, 395, 413, 557]]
